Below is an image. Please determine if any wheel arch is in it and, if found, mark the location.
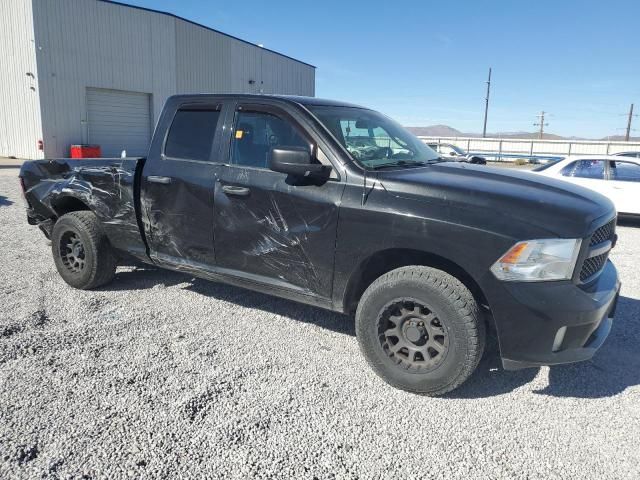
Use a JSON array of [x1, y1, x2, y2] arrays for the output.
[[341, 248, 489, 316], [50, 195, 91, 218]]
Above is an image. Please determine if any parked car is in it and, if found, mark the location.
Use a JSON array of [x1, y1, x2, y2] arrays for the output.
[[426, 142, 487, 164], [20, 94, 620, 395], [612, 151, 640, 159], [533, 155, 640, 217]]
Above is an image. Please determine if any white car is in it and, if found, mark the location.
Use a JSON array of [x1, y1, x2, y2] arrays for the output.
[[533, 155, 640, 216]]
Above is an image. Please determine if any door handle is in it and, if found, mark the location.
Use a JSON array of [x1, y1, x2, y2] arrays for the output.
[[147, 176, 172, 184], [222, 185, 250, 197]]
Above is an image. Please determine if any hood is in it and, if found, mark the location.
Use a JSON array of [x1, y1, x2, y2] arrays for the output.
[[376, 162, 614, 238]]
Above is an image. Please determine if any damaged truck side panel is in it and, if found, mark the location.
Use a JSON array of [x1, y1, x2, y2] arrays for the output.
[[21, 93, 620, 395], [21, 158, 148, 260]]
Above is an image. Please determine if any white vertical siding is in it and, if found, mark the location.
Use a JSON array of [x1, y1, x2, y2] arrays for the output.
[[0, 0, 43, 159], [21, 0, 314, 158]]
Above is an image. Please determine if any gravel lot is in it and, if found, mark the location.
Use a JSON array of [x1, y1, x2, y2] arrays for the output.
[[1, 168, 639, 479]]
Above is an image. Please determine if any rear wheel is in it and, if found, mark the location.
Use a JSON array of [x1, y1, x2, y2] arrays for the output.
[[355, 266, 485, 395], [51, 211, 117, 289]]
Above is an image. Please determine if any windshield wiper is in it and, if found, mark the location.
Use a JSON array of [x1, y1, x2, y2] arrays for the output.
[[370, 160, 428, 170]]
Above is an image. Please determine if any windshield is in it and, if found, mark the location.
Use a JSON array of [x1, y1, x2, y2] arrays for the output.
[[307, 105, 440, 168], [532, 158, 564, 172]]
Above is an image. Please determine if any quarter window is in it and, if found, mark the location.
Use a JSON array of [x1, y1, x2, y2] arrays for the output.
[[231, 110, 310, 169], [164, 107, 220, 161], [560, 160, 605, 179], [610, 161, 640, 182]]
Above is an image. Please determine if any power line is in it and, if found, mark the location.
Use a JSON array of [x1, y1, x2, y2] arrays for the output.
[[625, 103, 637, 141], [533, 111, 549, 139], [482, 67, 491, 138]]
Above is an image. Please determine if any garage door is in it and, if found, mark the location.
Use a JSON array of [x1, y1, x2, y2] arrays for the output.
[[86, 88, 152, 157]]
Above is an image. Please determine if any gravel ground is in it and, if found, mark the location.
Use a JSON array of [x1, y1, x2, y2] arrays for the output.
[[1, 169, 639, 479]]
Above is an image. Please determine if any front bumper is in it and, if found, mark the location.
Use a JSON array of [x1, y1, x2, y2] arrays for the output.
[[485, 260, 620, 370]]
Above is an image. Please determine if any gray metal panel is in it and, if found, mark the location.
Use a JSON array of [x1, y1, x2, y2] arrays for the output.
[[0, 0, 43, 159], [174, 18, 315, 96], [32, 0, 176, 158], [27, 0, 314, 158], [86, 88, 151, 157]]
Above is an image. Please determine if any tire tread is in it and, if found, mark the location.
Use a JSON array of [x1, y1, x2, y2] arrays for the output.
[[52, 211, 117, 289], [356, 266, 485, 395]]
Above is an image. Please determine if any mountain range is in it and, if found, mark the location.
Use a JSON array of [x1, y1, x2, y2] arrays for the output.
[[405, 125, 640, 142]]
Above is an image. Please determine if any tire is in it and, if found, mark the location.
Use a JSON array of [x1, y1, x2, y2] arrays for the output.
[[355, 266, 485, 395], [51, 211, 117, 289]]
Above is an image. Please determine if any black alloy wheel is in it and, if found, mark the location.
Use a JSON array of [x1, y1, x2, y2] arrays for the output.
[[378, 299, 449, 371], [59, 230, 86, 273]]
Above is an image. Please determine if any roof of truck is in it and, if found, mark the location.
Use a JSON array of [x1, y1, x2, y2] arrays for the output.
[[167, 94, 366, 110]]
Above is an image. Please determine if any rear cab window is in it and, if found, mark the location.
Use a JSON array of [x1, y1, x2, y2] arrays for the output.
[[164, 106, 221, 161]]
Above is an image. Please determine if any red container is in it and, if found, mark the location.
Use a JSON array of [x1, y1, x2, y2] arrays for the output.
[[70, 144, 101, 158]]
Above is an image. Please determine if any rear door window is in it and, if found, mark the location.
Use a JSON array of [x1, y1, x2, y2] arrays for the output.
[[560, 160, 606, 179], [164, 107, 221, 161], [610, 161, 640, 182]]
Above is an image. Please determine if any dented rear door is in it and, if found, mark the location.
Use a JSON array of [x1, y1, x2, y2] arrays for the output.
[[141, 101, 224, 266]]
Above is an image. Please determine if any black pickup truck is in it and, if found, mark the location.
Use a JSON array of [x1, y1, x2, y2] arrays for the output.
[[20, 94, 620, 395]]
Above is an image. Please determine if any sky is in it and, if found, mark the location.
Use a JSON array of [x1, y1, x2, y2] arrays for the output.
[[122, 0, 639, 138]]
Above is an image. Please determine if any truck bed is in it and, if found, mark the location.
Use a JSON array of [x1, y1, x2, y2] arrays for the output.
[[20, 157, 148, 259]]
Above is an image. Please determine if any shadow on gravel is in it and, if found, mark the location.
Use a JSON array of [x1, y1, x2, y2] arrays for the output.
[[617, 217, 640, 228], [444, 295, 640, 399], [103, 265, 355, 336], [104, 267, 640, 399], [443, 334, 541, 399], [0, 195, 13, 207], [535, 295, 640, 399]]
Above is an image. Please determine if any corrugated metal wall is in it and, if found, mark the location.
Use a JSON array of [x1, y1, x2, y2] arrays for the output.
[[32, 0, 176, 158], [29, 0, 315, 158], [174, 20, 315, 96], [0, 0, 43, 159]]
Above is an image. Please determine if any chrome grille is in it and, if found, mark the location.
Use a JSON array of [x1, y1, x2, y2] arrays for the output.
[[589, 219, 615, 246], [580, 253, 608, 282], [579, 218, 616, 283]]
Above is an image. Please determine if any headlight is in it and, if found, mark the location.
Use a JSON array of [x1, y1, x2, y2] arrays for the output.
[[490, 238, 582, 281]]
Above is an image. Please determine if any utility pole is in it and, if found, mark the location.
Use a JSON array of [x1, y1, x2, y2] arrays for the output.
[[534, 111, 548, 139], [625, 103, 634, 141], [482, 67, 491, 138]]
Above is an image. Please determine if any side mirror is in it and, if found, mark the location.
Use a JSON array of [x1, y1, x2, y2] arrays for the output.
[[269, 146, 331, 179], [450, 151, 457, 156]]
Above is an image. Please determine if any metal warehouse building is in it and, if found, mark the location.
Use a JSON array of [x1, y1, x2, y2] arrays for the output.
[[0, 0, 315, 159]]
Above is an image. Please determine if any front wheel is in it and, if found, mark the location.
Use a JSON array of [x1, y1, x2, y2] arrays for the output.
[[51, 211, 117, 289], [355, 266, 485, 395]]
